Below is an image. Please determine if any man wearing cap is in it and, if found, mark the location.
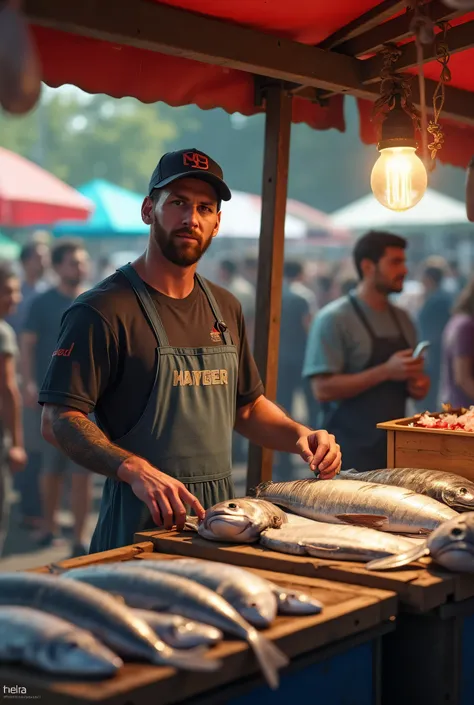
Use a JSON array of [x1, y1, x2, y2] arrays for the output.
[[39, 149, 341, 552]]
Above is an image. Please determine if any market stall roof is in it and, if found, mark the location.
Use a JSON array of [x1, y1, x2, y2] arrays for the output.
[[0, 147, 93, 227], [53, 179, 148, 237], [332, 187, 468, 229], [220, 191, 350, 240], [26, 0, 474, 168]]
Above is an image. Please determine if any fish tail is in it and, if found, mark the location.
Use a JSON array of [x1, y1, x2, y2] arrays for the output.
[[154, 645, 222, 672], [248, 630, 288, 690]]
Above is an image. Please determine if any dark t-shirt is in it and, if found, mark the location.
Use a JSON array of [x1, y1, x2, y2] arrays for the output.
[[24, 287, 77, 387], [39, 271, 264, 440], [279, 283, 310, 367]]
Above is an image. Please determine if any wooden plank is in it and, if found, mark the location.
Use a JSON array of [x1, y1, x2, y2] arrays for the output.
[[362, 19, 474, 85], [318, 0, 405, 50], [3, 556, 396, 705], [134, 529, 459, 612], [335, 1, 460, 57], [246, 84, 291, 491], [386, 430, 395, 467], [28, 541, 155, 574], [389, 431, 474, 481]]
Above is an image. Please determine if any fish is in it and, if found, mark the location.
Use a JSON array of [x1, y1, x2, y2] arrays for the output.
[[260, 522, 419, 562], [264, 582, 323, 615], [63, 563, 288, 689], [132, 610, 223, 650], [194, 498, 288, 543], [0, 606, 123, 677], [255, 479, 458, 534], [367, 512, 474, 572], [133, 557, 322, 619], [340, 467, 474, 512], [129, 557, 277, 628], [0, 572, 215, 670]]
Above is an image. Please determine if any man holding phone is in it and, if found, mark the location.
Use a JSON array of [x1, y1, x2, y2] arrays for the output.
[[303, 231, 430, 471]]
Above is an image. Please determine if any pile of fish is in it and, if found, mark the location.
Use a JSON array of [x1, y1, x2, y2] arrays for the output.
[[0, 555, 327, 688], [194, 471, 474, 572]]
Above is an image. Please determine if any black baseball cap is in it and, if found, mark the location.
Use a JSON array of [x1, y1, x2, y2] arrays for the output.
[[148, 148, 231, 203]]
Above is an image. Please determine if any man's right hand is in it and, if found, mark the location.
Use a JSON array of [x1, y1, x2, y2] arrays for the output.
[[117, 456, 205, 531], [384, 349, 424, 382], [23, 381, 38, 408]]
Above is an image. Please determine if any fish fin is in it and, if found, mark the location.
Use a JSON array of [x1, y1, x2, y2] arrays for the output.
[[248, 630, 288, 690], [336, 514, 389, 529], [366, 544, 430, 571], [339, 469, 359, 477], [184, 516, 200, 532], [255, 481, 273, 497]]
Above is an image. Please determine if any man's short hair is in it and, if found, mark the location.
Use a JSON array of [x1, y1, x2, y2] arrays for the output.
[[353, 231, 407, 279], [220, 259, 237, 276], [284, 260, 303, 280], [423, 264, 445, 287], [51, 238, 85, 267], [0, 260, 17, 288], [20, 241, 46, 264]]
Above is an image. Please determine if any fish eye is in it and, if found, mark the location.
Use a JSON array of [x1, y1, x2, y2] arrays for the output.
[[459, 488, 469, 495], [228, 502, 237, 509], [451, 526, 466, 538]]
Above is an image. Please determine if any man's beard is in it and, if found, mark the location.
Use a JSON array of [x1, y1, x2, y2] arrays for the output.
[[374, 270, 404, 295], [153, 223, 213, 267]]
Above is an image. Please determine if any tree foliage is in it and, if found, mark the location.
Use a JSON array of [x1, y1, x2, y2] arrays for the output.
[[0, 88, 465, 213]]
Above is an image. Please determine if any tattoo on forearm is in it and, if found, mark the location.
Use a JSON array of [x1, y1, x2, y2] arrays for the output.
[[51, 409, 132, 478]]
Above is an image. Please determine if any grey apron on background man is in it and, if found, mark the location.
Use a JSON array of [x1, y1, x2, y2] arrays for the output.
[[90, 264, 238, 552], [322, 292, 409, 472]]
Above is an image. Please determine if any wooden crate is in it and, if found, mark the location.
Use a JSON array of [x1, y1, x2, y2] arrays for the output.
[[2, 544, 396, 705], [377, 410, 474, 480]]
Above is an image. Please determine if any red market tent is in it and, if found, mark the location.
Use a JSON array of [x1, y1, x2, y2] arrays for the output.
[[26, 0, 474, 168], [0, 147, 93, 227]]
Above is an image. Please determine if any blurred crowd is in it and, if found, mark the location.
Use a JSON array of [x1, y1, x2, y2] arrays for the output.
[[0, 230, 472, 559]]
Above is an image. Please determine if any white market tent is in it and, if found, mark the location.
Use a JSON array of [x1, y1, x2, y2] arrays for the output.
[[332, 188, 468, 231], [220, 190, 350, 240]]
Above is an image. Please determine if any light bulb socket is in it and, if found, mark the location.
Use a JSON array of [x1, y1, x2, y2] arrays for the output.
[[377, 94, 418, 151]]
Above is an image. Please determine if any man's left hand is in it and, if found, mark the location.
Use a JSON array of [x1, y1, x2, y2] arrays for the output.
[[407, 374, 430, 401], [297, 430, 341, 479]]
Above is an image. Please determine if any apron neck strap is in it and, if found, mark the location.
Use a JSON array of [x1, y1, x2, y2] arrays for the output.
[[348, 292, 408, 344], [195, 274, 233, 346], [118, 264, 170, 347]]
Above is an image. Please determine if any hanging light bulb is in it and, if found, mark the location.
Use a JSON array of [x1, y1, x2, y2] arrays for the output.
[[371, 95, 428, 212]]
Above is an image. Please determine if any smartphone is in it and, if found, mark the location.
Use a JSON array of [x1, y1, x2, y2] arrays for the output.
[[413, 341, 431, 359]]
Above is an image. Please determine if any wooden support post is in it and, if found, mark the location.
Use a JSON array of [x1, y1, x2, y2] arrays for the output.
[[246, 83, 292, 494]]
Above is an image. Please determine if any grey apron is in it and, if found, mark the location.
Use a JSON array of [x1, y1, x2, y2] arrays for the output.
[[90, 265, 238, 552], [321, 292, 409, 472]]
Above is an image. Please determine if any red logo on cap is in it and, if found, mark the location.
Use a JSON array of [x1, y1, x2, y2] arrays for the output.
[[183, 152, 209, 171]]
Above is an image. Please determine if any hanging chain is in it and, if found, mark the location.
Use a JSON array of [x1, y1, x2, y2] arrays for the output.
[[372, 42, 420, 139], [427, 21, 451, 162]]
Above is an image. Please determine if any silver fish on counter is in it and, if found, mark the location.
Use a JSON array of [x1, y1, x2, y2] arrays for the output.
[[367, 512, 474, 572], [0, 572, 201, 668], [340, 468, 474, 512], [63, 564, 288, 689], [256, 479, 458, 534], [0, 606, 123, 677], [260, 523, 419, 562], [194, 498, 288, 543], [132, 557, 323, 619], [132, 610, 222, 650], [130, 557, 277, 628]]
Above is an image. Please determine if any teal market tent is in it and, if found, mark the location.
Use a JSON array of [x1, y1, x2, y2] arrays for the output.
[[53, 179, 148, 237], [0, 232, 21, 260]]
